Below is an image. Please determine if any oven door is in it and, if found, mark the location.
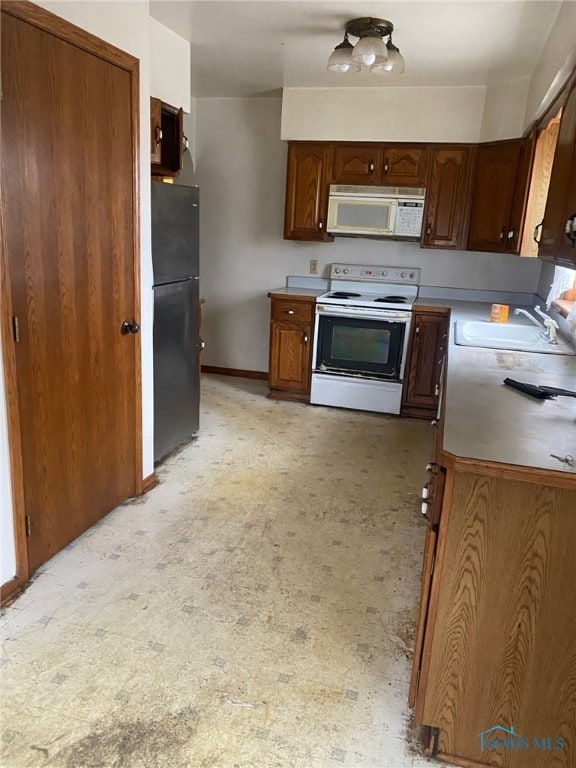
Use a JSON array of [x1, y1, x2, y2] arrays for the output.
[[313, 306, 410, 381]]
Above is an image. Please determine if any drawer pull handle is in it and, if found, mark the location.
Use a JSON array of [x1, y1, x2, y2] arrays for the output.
[[533, 221, 543, 244], [303, 333, 308, 345], [285, 309, 295, 315]]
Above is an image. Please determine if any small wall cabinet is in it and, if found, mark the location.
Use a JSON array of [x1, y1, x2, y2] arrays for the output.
[[268, 294, 315, 400], [284, 143, 333, 241], [150, 98, 186, 177], [401, 307, 449, 418], [330, 143, 429, 186]]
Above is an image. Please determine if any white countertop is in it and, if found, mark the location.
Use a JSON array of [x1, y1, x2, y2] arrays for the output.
[[268, 287, 326, 298], [421, 299, 576, 474]]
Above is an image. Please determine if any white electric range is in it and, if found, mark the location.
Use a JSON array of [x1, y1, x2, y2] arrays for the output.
[[311, 263, 420, 414]]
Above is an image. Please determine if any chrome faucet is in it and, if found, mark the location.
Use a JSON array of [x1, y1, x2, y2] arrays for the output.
[[513, 306, 559, 344]]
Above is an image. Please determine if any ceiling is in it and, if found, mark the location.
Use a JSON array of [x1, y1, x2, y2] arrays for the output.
[[149, 0, 562, 98]]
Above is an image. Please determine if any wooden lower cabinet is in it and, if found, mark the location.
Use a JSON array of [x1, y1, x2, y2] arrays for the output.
[[411, 466, 576, 768], [268, 294, 314, 401], [402, 308, 449, 418]]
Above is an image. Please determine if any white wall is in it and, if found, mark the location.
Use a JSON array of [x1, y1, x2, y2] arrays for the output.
[[281, 86, 487, 143], [480, 78, 530, 142], [187, 97, 542, 373], [150, 17, 191, 113], [0, 2, 190, 585], [524, 0, 576, 127]]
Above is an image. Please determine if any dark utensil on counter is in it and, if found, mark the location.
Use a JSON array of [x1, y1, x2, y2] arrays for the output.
[[537, 385, 576, 398], [503, 379, 553, 399], [503, 378, 576, 399]]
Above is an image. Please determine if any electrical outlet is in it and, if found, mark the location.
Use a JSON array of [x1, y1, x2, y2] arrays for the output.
[[309, 259, 318, 275]]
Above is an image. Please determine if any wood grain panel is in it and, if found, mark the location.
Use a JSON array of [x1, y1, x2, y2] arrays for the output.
[[331, 144, 381, 184], [402, 311, 449, 412], [1, 12, 139, 573], [467, 140, 527, 253], [284, 143, 332, 241], [383, 145, 429, 186], [520, 116, 560, 258], [421, 473, 576, 768], [539, 72, 576, 267], [268, 322, 311, 393], [422, 147, 473, 249]]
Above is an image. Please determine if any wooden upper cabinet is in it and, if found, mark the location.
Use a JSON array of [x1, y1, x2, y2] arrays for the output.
[[538, 75, 576, 266], [382, 145, 429, 186], [467, 139, 532, 253], [421, 146, 473, 249], [150, 97, 162, 164], [331, 144, 382, 184], [284, 142, 332, 241], [330, 143, 429, 186], [150, 99, 185, 177]]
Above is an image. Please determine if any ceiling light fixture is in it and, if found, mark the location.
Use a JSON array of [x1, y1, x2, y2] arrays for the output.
[[327, 17, 405, 76]]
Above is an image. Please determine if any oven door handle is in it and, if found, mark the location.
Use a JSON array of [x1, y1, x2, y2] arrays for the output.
[[316, 305, 411, 322]]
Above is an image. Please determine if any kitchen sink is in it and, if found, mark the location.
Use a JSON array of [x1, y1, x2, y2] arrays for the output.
[[454, 321, 576, 355]]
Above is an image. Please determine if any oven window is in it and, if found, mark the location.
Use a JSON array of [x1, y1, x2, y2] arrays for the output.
[[316, 315, 406, 379], [332, 326, 391, 364]]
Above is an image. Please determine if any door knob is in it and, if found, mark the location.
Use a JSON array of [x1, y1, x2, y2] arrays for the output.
[[121, 320, 140, 334]]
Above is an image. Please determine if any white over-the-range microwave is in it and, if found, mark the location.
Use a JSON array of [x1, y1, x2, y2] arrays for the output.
[[326, 184, 426, 239]]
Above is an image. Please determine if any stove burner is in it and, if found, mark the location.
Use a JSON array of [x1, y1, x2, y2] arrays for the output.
[[375, 296, 408, 303], [328, 291, 362, 299]]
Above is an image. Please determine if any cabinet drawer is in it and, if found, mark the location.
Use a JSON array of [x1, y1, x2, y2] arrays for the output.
[[271, 300, 314, 323]]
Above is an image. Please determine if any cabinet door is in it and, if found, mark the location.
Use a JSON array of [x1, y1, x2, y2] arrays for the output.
[[331, 144, 381, 184], [402, 311, 449, 415], [284, 143, 332, 241], [150, 97, 162, 164], [538, 75, 576, 266], [421, 147, 473, 249], [151, 102, 184, 177], [269, 321, 312, 393], [467, 139, 530, 253], [382, 145, 429, 186]]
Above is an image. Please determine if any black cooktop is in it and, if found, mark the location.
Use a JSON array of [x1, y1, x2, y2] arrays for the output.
[[328, 291, 362, 299]]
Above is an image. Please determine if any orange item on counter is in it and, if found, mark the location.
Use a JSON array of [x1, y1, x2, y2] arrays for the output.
[[490, 304, 509, 323]]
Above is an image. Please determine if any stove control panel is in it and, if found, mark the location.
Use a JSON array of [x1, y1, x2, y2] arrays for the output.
[[330, 264, 420, 284]]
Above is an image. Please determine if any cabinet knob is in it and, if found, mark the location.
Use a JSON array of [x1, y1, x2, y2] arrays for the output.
[[422, 486, 429, 499], [285, 309, 295, 315], [421, 501, 429, 517], [303, 333, 308, 344], [154, 124, 162, 146], [319, 221, 323, 230], [507, 229, 514, 240], [499, 228, 506, 240], [384, 162, 389, 174], [426, 223, 432, 235], [369, 161, 374, 172], [182, 134, 189, 151], [415, 324, 420, 335]]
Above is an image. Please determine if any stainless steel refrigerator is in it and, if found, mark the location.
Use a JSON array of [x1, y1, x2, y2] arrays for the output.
[[152, 181, 200, 463]]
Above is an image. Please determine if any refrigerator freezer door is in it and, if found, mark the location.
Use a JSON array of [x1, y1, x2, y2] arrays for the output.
[[151, 182, 199, 284], [153, 278, 200, 462]]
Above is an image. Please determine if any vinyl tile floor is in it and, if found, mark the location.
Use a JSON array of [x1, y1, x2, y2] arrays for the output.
[[1, 374, 447, 768]]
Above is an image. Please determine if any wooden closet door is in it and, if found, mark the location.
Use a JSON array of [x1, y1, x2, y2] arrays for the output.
[[1, 11, 140, 573]]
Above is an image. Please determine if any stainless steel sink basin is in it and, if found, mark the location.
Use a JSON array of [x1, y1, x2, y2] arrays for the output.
[[454, 321, 576, 355]]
